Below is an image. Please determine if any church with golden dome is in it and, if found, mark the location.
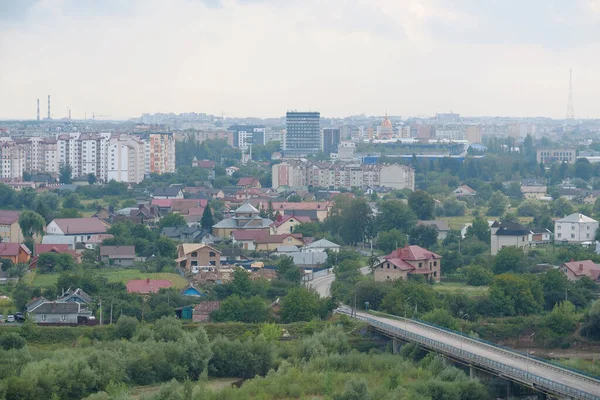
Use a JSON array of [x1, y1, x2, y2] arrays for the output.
[[378, 113, 394, 139]]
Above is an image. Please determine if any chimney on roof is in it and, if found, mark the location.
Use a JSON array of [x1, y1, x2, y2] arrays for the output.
[[146, 278, 150, 283], [580, 264, 584, 271]]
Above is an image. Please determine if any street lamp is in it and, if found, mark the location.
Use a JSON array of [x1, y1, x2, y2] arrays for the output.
[[459, 313, 469, 350], [526, 333, 535, 373]]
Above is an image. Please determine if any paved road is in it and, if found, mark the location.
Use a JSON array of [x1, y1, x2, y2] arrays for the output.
[[310, 266, 370, 298], [342, 306, 600, 399]]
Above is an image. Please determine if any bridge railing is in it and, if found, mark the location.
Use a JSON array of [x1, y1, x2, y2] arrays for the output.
[[337, 309, 600, 400], [368, 309, 600, 385]]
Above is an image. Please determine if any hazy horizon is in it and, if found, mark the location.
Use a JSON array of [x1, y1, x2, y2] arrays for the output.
[[1, 0, 599, 120]]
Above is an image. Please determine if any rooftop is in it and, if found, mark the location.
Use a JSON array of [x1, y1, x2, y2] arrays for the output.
[[126, 278, 172, 294], [51, 218, 108, 235]]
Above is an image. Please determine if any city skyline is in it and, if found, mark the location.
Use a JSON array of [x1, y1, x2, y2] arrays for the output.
[[2, 0, 600, 120]]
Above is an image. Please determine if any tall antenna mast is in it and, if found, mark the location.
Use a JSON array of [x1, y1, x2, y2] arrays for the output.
[[566, 69, 574, 120]]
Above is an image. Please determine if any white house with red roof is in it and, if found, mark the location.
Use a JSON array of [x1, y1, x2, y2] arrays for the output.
[[374, 244, 441, 282], [560, 260, 600, 282]]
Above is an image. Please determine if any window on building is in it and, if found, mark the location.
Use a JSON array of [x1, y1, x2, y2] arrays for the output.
[[557, 225, 561, 230], [418, 262, 422, 268], [571, 234, 575, 239], [558, 233, 561, 238], [209, 252, 216, 257], [41, 315, 46, 321], [191, 252, 198, 257]]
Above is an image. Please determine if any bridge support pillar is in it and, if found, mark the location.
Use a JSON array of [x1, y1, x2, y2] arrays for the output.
[[392, 338, 400, 354], [505, 381, 513, 399], [469, 365, 474, 379], [536, 393, 546, 400]]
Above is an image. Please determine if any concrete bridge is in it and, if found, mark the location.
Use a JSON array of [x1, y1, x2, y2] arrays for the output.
[[336, 306, 600, 400]]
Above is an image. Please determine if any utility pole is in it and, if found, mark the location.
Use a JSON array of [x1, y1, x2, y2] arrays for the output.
[[99, 297, 103, 326], [110, 300, 113, 324]]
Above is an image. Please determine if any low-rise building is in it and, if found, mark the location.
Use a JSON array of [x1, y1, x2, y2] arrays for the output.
[[417, 220, 451, 240], [554, 213, 598, 244], [46, 218, 109, 245], [490, 221, 531, 256], [270, 214, 311, 235], [100, 246, 136, 266], [212, 203, 273, 237], [0, 210, 24, 243], [537, 148, 576, 164], [304, 238, 341, 253], [126, 278, 173, 294], [521, 185, 547, 199], [560, 260, 600, 282], [176, 243, 221, 271], [0, 243, 31, 264], [374, 245, 441, 282], [453, 185, 476, 197], [152, 186, 184, 199]]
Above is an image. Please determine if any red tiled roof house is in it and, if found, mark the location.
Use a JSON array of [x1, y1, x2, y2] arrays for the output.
[[374, 244, 441, 282]]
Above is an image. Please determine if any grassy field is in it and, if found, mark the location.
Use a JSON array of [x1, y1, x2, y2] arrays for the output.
[[130, 378, 239, 399], [433, 281, 489, 298], [23, 269, 188, 289]]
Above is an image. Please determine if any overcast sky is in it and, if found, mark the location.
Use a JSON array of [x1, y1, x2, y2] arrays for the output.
[[1, 0, 599, 120]]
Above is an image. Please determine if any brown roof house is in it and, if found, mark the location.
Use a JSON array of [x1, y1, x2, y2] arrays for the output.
[[0, 243, 32, 264], [176, 243, 221, 272], [46, 218, 109, 246], [127, 278, 172, 294], [100, 246, 136, 267], [192, 301, 221, 322], [237, 177, 261, 188], [374, 244, 441, 283]]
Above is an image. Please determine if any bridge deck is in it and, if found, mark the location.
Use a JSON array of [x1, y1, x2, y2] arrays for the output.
[[338, 307, 600, 400]]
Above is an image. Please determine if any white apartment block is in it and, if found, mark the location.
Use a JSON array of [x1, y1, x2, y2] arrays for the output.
[[555, 213, 599, 244], [57, 132, 82, 177], [107, 135, 145, 184], [272, 161, 414, 190], [0, 141, 25, 180]]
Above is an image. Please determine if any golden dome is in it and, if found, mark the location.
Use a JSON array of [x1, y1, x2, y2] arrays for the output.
[[381, 116, 392, 129]]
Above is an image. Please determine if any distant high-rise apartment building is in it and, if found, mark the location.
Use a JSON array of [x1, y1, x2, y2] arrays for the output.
[[465, 125, 481, 143], [417, 124, 434, 139], [322, 128, 341, 156], [145, 132, 176, 175], [228, 125, 266, 149], [284, 111, 320, 157], [107, 135, 146, 183], [0, 141, 25, 180]]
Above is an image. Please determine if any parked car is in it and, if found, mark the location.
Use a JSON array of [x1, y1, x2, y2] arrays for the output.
[[6, 315, 15, 322], [14, 312, 25, 322], [0, 314, 4, 322]]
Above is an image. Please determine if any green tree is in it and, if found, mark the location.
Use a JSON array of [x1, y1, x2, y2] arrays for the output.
[[540, 268, 569, 310], [544, 301, 578, 334], [409, 225, 438, 248], [0, 333, 26, 350], [421, 308, 459, 330], [276, 256, 302, 284], [581, 300, 600, 340], [408, 190, 436, 220], [493, 246, 527, 274], [441, 198, 467, 217], [211, 295, 270, 323], [487, 191, 509, 216], [380, 280, 437, 317], [87, 173, 97, 185], [293, 222, 320, 237], [374, 200, 417, 233], [486, 273, 543, 316], [553, 197, 574, 217], [377, 229, 408, 253], [59, 164, 73, 184], [465, 265, 493, 286], [62, 193, 82, 209], [200, 205, 214, 229], [280, 288, 322, 323], [115, 315, 139, 340], [466, 216, 490, 243], [158, 213, 187, 230], [18, 210, 45, 239]]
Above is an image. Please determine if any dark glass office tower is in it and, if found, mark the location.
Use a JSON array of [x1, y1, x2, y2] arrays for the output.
[[284, 111, 320, 157]]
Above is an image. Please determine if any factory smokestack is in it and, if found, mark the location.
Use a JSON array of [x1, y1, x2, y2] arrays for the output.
[[37, 99, 40, 121], [47, 95, 51, 120], [68, 109, 71, 120]]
